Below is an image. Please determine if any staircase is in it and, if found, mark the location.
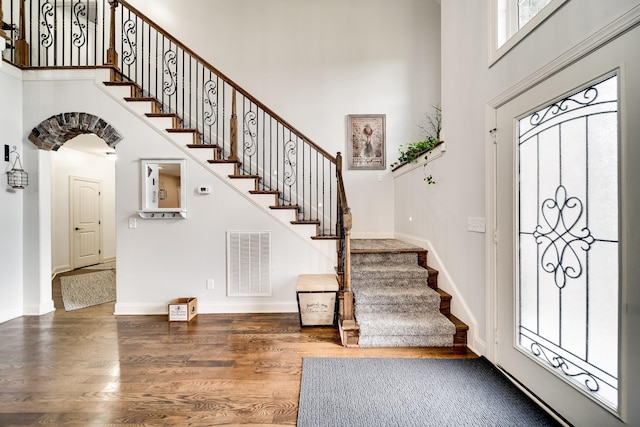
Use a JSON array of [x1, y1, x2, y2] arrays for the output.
[[2, 0, 468, 350], [350, 239, 468, 347], [101, 76, 340, 249]]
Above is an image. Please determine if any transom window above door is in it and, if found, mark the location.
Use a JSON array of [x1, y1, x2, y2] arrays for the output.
[[490, 0, 568, 65]]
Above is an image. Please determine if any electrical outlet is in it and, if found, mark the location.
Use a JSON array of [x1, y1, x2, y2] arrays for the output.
[[206, 279, 215, 290]]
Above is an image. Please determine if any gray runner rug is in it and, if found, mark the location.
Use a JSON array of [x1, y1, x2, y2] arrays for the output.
[[298, 357, 560, 427], [60, 270, 116, 311]]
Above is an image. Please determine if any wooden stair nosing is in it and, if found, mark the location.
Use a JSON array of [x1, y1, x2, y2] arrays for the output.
[[291, 220, 320, 225], [311, 235, 339, 240], [124, 96, 158, 103], [208, 159, 240, 164], [447, 313, 469, 347], [187, 143, 220, 149], [229, 174, 260, 179], [269, 204, 300, 210], [250, 190, 279, 195], [166, 128, 200, 134]]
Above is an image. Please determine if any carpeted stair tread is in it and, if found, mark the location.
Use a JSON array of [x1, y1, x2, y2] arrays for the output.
[[351, 265, 429, 285], [354, 285, 441, 308], [356, 311, 456, 337], [351, 252, 418, 266], [351, 238, 424, 252]]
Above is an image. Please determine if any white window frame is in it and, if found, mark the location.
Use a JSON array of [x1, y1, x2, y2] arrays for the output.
[[489, 0, 569, 66]]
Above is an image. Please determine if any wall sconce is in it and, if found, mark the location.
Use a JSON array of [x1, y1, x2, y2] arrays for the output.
[[6, 146, 28, 189]]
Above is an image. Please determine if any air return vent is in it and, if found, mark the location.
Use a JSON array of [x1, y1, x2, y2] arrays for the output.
[[226, 231, 272, 297]]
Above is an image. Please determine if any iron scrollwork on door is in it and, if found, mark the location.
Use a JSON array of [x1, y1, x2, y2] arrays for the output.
[[533, 185, 594, 289]]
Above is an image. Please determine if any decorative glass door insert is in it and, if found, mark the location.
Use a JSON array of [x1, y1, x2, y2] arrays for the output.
[[517, 74, 619, 410]]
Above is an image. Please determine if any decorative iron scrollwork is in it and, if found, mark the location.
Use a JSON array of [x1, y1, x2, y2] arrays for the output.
[[71, 0, 87, 48], [162, 50, 177, 96], [529, 86, 599, 127], [533, 185, 594, 289], [284, 139, 297, 186], [40, 1, 54, 48], [243, 111, 257, 156], [203, 80, 218, 127], [531, 342, 600, 392], [122, 19, 137, 66]]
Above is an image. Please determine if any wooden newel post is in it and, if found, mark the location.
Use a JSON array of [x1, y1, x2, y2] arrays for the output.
[[229, 88, 238, 161], [106, 0, 120, 80], [14, 0, 29, 66]]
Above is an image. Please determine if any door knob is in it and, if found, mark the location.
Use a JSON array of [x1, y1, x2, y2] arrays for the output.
[[75, 227, 83, 231]]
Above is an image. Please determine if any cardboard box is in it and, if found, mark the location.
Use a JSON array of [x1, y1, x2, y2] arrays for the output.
[[168, 297, 198, 321]]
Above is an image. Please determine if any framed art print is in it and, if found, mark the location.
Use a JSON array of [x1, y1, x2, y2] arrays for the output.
[[347, 114, 386, 170]]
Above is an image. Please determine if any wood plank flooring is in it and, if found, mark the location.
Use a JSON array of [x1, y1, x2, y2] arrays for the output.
[[0, 269, 476, 426]]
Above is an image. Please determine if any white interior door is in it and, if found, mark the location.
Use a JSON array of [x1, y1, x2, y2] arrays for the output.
[[494, 26, 640, 426], [71, 177, 102, 268]]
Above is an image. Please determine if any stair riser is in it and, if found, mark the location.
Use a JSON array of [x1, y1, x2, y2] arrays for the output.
[[358, 321, 455, 337], [358, 335, 453, 348], [351, 274, 429, 288]]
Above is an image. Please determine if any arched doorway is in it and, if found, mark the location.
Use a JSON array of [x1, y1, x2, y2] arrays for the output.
[[25, 112, 123, 314]]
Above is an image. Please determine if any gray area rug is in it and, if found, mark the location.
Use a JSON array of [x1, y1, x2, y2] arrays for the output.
[[298, 357, 560, 427], [60, 270, 116, 311]]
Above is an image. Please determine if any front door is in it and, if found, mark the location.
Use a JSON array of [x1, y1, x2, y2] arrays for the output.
[[494, 25, 639, 426], [71, 177, 102, 268]]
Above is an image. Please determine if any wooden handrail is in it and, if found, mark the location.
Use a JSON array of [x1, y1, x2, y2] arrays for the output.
[[118, 0, 336, 164]]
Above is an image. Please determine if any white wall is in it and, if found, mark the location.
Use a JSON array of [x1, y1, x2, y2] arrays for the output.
[[428, 0, 639, 425], [0, 64, 25, 323], [125, 0, 442, 238], [51, 141, 117, 274], [20, 68, 335, 315]]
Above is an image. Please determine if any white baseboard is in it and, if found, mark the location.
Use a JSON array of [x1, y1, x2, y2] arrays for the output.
[[22, 301, 56, 316], [114, 301, 299, 316], [394, 232, 485, 356], [0, 307, 24, 324], [51, 264, 72, 280]]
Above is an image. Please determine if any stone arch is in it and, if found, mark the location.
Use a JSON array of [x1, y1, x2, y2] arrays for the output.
[[28, 112, 123, 151]]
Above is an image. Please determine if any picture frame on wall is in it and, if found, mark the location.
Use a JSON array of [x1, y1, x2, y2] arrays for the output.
[[347, 114, 386, 170]]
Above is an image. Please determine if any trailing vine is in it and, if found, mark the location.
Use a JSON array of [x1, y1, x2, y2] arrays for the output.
[[391, 105, 442, 184]]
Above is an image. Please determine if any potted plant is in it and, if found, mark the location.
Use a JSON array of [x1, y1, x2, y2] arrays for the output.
[[391, 105, 442, 184]]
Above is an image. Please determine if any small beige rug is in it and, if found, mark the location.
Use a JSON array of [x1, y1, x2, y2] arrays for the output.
[[60, 270, 116, 311], [82, 261, 116, 270]]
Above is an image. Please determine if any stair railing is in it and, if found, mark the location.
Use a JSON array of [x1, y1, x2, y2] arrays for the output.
[[1, 0, 353, 298], [1, 0, 343, 235]]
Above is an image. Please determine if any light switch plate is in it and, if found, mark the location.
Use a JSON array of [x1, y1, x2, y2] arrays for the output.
[[467, 217, 486, 233]]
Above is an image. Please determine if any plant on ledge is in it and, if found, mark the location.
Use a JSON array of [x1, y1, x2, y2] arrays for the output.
[[391, 105, 442, 184]]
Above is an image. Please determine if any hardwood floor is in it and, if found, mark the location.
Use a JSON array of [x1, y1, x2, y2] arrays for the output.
[[0, 270, 476, 426]]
